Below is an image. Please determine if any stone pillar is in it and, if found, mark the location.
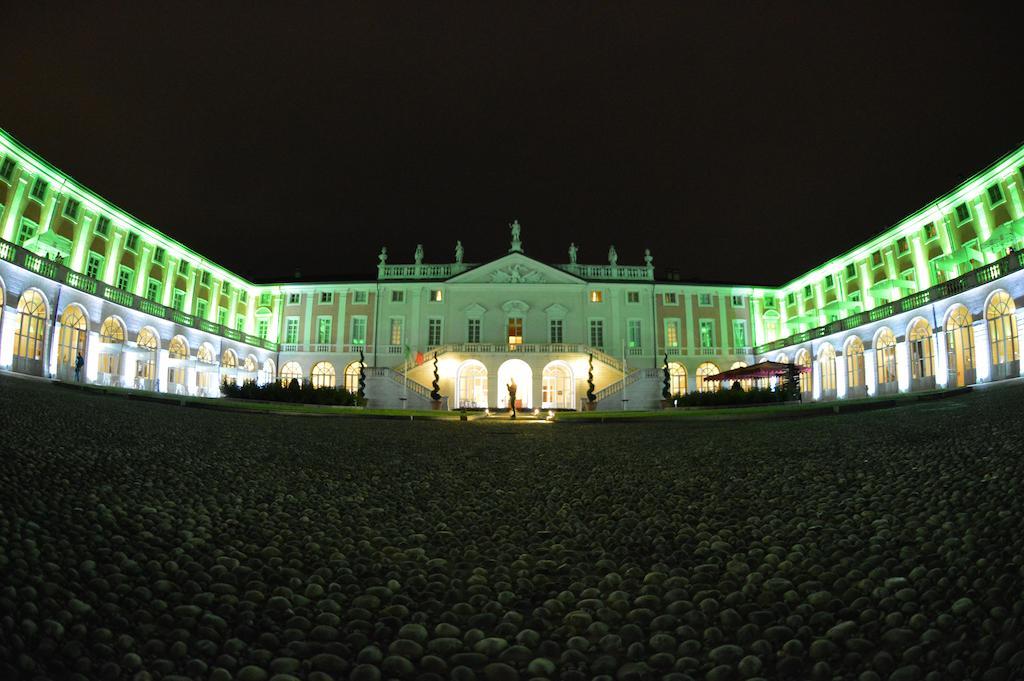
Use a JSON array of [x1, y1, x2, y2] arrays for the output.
[[162, 255, 179, 307], [1, 175, 30, 242], [70, 213, 95, 272], [85, 331, 100, 383], [531, 364, 543, 411], [183, 268, 198, 313], [133, 245, 153, 297], [102, 231, 124, 285], [896, 340, 911, 393], [0, 304, 16, 369], [811, 356, 821, 401], [865, 348, 877, 396], [934, 329, 949, 388], [836, 354, 847, 399], [48, 321, 62, 377], [156, 349, 169, 393]]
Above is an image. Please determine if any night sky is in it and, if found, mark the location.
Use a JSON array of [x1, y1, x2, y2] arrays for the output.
[[5, 3, 1023, 286]]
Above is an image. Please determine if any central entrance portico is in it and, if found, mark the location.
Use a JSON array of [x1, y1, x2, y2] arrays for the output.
[[497, 358, 532, 410]]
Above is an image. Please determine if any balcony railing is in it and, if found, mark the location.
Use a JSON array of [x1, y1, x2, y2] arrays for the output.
[[557, 263, 655, 281], [754, 251, 1024, 355], [0, 236, 279, 352], [280, 343, 374, 354], [399, 342, 625, 372], [378, 262, 474, 280]]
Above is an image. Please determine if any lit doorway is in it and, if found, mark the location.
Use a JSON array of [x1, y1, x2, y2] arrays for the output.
[[497, 358, 532, 409]]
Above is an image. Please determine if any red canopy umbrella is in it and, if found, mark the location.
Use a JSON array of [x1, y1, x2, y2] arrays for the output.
[[703, 360, 810, 382]]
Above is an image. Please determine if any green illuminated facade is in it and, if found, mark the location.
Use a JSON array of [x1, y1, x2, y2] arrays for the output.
[[1, 126, 1024, 408]]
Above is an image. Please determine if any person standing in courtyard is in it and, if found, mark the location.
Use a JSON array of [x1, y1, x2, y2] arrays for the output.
[[74, 352, 84, 382], [507, 377, 517, 418]]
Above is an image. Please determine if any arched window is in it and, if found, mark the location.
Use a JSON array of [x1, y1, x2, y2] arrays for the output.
[[98, 316, 126, 379], [167, 335, 189, 392], [197, 343, 215, 364], [987, 291, 1019, 373], [169, 335, 189, 359], [136, 328, 160, 386], [343, 361, 362, 393], [818, 344, 836, 394], [13, 290, 48, 374], [875, 328, 898, 388], [695, 361, 720, 393], [280, 361, 303, 386], [845, 337, 865, 389], [311, 361, 336, 388], [196, 343, 217, 395], [668, 362, 687, 396], [457, 360, 488, 408], [541, 361, 574, 409], [57, 306, 88, 380], [244, 355, 258, 373], [945, 306, 975, 387], [221, 349, 237, 368], [907, 319, 934, 380], [795, 349, 812, 394]]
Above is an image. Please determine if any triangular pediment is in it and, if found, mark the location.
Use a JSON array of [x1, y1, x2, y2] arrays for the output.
[[446, 253, 585, 285]]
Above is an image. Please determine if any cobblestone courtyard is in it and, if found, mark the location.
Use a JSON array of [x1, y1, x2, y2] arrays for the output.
[[1, 376, 1022, 680]]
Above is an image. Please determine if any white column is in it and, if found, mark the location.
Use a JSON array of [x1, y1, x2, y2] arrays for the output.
[[186, 365, 198, 396], [85, 331, 100, 382], [865, 348, 877, 396], [811, 357, 821, 401], [156, 349, 169, 393], [0, 306, 17, 369], [934, 330, 949, 388], [1, 175, 30, 242], [896, 340, 910, 393], [836, 354, 848, 399], [973, 321, 991, 382], [48, 321, 62, 377]]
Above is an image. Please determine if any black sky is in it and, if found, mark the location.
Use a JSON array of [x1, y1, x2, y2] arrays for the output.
[[5, 2, 1023, 285]]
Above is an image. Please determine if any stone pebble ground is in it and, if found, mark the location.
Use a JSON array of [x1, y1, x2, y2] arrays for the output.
[[0, 376, 1022, 681]]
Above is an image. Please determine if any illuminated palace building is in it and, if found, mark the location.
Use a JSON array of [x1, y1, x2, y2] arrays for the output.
[[2, 127, 1024, 410]]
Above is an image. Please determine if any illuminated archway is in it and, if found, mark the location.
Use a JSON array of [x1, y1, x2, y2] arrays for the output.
[[497, 358, 532, 408], [136, 327, 160, 389], [456, 359, 488, 408], [311, 361, 336, 388], [818, 343, 836, 396], [98, 316, 126, 383], [906, 318, 935, 387], [844, 336, 866, 392], [343, 361, 362, 393], [944, 305, 975, 388], [541, 360, 574, 409], [695, 361, 720, 393], [986, 290, 1018, 380], [260, 358, 276, 386], [795, 349, 812, 395], [57, 304, 89, 381], [196, 342, 218, 396], [168, 335, 190, 394], [668, 362, 687, 396], [13, 290, 48, 376], [280, 361, 303, 386], [874, 327, 898, 393]]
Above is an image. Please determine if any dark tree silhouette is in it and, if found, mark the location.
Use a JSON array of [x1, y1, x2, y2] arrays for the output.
[[586, 353, 596, 404], [662, 353, 671, 400], [430, 352, 441, 401], [357, 349, 366, 401]]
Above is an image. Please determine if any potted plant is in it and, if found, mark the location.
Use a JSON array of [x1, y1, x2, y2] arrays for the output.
[[429, 352, 443, 410], [660, 353, 672, 409], [584, 353, 597, 411]]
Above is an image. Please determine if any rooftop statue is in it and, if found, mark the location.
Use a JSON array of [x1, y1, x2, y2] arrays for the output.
[[568, 242, 578, 265], [509, 220, 523, 253], [378, 246, 388, 266], [455, 240, 464, 264], [644, 248, 653, 267], [414, 244, 424, 265], [608, 245, 618, 267]]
